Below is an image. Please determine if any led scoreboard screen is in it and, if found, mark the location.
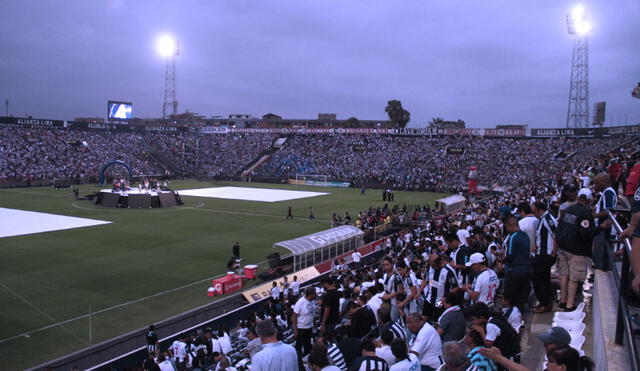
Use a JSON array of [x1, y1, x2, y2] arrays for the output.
[[107, 100, 133, 120]]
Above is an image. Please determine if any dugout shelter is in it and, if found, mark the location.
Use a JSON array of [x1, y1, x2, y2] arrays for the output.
[[274, 225, 364, 271]]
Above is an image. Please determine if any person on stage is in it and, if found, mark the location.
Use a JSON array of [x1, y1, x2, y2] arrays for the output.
[[233, 242, 241, 260]]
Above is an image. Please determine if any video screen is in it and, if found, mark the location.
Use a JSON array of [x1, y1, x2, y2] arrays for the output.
[[107, 101, 133, 120]]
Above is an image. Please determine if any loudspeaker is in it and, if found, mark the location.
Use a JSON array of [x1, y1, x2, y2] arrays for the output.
[[128, 194, 151, 208], [158, 192, 177, 207], [100, 192, 120, 208], [267, 253, 282, 269]]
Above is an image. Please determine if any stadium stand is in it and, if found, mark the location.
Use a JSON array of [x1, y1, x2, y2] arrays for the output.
[[2, 122, 639, 370]]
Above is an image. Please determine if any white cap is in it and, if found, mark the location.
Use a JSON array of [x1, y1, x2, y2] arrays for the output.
[[578, 188, 593, 200], [466, 252, 486, 267]]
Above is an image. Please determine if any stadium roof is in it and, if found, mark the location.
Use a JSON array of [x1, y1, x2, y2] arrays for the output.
[[274, 225, 364, 256]]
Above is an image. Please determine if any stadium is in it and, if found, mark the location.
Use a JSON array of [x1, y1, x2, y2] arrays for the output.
[[2, 2, 640, 371]]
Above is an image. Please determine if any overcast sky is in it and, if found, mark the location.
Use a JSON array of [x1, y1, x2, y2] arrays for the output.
[[1, 0, 638, 127]]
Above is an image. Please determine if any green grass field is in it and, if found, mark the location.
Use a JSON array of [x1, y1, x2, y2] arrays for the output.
[[0, 180, 446, 369]]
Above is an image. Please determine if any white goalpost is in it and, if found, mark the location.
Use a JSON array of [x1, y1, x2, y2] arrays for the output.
[[294, 174, 329, 185]]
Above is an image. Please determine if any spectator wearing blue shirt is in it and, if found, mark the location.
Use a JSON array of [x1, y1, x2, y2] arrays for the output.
[[252, 319, 298, 371], [464, 328, 497, 371], [502, 214, 532, 312]]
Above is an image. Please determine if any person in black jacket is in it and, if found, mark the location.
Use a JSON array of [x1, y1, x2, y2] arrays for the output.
[[556, 189, 611, 311]]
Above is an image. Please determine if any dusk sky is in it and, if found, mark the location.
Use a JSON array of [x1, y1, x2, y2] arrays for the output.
[[1, 0, 638, 128]]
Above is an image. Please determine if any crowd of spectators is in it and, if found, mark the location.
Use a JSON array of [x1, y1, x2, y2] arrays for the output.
[[145, 133, 276, 178], [0, 126, 162, 184], [1, 126, 635, 196], [138, 133, 640, 371], [256, 135, 632, 193]]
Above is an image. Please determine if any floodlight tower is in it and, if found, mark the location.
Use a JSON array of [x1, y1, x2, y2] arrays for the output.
[[157, 35, 179, 119], [565, 5, 592, 128]]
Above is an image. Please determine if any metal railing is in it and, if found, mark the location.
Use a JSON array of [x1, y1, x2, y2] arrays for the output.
[[605, 208, 640, 370]]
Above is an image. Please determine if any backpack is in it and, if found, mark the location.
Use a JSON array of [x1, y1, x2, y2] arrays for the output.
[[490, 315, 521, 358], [555, 208, 580, 248]]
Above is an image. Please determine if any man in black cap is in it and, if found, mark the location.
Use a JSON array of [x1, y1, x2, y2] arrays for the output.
[[537, 326, 572, 354]]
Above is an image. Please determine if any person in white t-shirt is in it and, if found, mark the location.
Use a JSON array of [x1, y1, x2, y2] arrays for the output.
[[389, 338, 420, 371], [170, 335, 188, 370], [217, 328, 233, 355], [462, 253, 499, 307], [376, 330, 397, 366], [517, 202, 538, 255], [456, 223, 470, 246], [576, 172, 591, 188], [292, 287, 317, 359], [407, 313, 442, 370], [157, 353, 175, 371], [291, 275, 301, 297], [351, 248, 362, 267], [270, 281, 281, 301]]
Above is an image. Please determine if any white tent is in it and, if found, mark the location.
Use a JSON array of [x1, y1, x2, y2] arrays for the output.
[[434, 195, 467, 214]]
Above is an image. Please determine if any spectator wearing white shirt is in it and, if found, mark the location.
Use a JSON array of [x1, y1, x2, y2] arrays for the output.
[[456, 223, 470, 246], [463, 253, 499, 307], [389, 338, 421, 371], [170, 334, 188, 371], [293, 287, 317, 360], [406, 313, 443, 370], [270, 281, 281, 301], [217, 328, 233, 355], [157, 353, 174, 371], [375, 330, 397, 366], [366, 284, 385, 322], [291, 275, 301, 297], [517, 202, 538, 255], [351, 248, 362, 268]]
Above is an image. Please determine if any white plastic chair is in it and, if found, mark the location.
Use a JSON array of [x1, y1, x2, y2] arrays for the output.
[[553, 303, 585, 321], [553, 309, 585, 323], [570, 335, 585, 350], [552, 321, 585, 335]]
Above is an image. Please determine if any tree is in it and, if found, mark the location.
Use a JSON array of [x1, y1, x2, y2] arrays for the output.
[[346, 117, 360, 128], [385, 100, 410, 128], [428, 117, 445, 128]]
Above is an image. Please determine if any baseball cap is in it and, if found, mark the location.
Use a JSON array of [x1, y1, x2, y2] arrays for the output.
[[578, 188, 593, 200], [537, 326, 571, 345], [465, 252, 486, 267]]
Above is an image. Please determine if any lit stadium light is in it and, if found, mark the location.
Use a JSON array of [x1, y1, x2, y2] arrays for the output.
[[567, 4, 592, 35], [156, 35, 177, 57], [571, 4, 584, 21]]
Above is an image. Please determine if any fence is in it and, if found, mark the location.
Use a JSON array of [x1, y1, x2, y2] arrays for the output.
[[606, 208, 640, 370]]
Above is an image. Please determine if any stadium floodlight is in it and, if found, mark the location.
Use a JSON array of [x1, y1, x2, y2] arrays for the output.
[[567, 4, 591, 35], [156, 34, 179, 119], [156, 35, 177, 57]]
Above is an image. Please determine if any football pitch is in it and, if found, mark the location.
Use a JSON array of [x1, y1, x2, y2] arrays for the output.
[[0, 180, 446, 369]]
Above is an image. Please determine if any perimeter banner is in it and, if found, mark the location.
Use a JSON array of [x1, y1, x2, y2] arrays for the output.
[[242, 266, 320, 303], [0, 116, 64, 127], [530, 125, 640, 137]]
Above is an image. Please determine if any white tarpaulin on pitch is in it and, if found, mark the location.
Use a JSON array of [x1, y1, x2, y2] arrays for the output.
[[0, 208, 111, 239], [178, 186, 328, 202]]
